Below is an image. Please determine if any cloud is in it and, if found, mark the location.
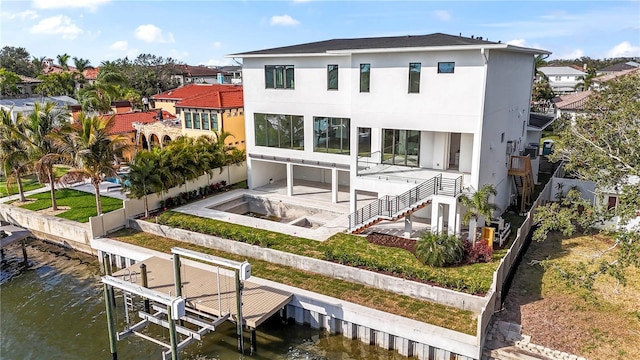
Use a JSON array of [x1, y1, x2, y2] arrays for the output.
[[270, 14, 300, 26], [204, 58, 233, 67], [213, 41, 222, 49], [109, 40, 128, 51], [30, 15, 83, 39], [1, 10, 38, 20], [167, 49, 189, 60], [558, 49, 585, 60], [32, 0, 111, 11], [433, 10, 451, 21], [507, 39, 527, 47], [134, 24, 175, 43], [606, 41, 640, 58]]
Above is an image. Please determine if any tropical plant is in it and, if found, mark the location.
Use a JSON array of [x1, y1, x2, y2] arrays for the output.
[[22, 102, 70, 210], [534, 54, 548, 80], [31, 56, 47, 76], [56, 53, 70, 71], [0, 68, 22, 97], [574, 67, 597, 91], [416, 232, 465, 267], [459, 184, 498, 243], [57, 113, 129, 215], [122, 150, 163, 218], [77, 82, 123, 114], [0, 46, 34, 77], [0, 110, 31, 202], [35, 72, 76, 96]]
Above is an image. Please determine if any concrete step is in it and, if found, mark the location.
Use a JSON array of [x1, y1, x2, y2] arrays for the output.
[[488, 346, 553, 360]]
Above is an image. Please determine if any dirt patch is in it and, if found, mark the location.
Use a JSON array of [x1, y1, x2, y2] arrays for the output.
[[38, 206, 70, 217], [495, 233, 640, 360], [11, 199, 36, 206], [366, 232, 417, 255]]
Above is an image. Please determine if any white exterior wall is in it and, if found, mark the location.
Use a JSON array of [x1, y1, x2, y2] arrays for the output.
[[480, 50, 535, 212]]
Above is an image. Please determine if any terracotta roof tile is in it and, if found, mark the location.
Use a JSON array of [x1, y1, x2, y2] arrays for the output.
[[175, 87, 243, 109], [104, 110, 176, 135], [152, 83, 241, 101], [553, 91, 592, 110], [594, 67, 640, 83], [83, 67, 100, 80]]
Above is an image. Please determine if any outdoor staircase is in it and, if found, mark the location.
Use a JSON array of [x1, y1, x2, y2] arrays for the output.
[[508, 156, 534, 213], [348, 174, 462, 234]]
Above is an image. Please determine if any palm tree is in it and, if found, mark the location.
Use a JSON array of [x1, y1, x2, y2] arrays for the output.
[[23, 102, 70, 211], [574, 67, 597, 91], [122, 150, 162, 218], [58, 113, 129, 215], [0, 110, 31, 202], [77, 82, 122, 114], [56, 53, 70, 71], [31, 56, 47, 76], [534, 54, 548, 80], [459, 184, 498, 243], [72, 57, 92, 73]]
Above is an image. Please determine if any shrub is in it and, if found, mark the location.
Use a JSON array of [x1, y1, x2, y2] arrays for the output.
[[466, 240, 493, 263], [415, 232, 465, 267]]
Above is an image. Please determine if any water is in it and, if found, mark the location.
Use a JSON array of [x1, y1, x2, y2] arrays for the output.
[[0, 240, 405, 360]]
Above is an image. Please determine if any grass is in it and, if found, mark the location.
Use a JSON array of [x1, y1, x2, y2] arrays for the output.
[[153, 211, 505, 294], [499, 232, 640, 360], [15, 188, 123, 222], [109, 228, 478, 335], [0, 174, 43, 197]]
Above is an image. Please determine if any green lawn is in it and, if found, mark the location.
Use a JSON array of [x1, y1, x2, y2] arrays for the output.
[[110, 228, 477, 335], [154, 211, 505, 294], [16, 188, 123, 222], [0, 175, 43, 198]]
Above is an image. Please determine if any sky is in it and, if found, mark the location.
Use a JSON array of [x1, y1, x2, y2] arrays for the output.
[[1, 0, 639, 68]]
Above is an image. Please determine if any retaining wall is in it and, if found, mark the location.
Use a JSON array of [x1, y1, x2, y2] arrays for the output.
[[129, 218, 485, 313], [92, 237, 479, 360], [0, 204, 94, 254]]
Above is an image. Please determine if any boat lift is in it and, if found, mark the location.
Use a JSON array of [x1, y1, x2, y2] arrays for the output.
[[101, 247, 251, 360]]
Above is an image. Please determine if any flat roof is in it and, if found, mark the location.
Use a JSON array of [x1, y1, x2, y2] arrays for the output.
[[229, 32, 549, 57]]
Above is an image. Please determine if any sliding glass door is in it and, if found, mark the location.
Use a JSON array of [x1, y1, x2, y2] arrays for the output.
[[382, 129, 420, 167]]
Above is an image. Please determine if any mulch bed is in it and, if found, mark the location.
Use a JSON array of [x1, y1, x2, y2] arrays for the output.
[[366, 232, 417, 255]]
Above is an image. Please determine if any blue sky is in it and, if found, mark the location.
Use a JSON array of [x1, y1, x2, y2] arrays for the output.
[[1, 0, 639, 67]]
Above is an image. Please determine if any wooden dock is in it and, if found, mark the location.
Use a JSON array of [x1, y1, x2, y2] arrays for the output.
[[0, 224, 31, 249], [112, 256, 292, 328]]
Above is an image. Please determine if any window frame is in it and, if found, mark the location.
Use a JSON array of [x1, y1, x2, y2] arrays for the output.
[[313, 116, 350, 155], [408, 62, 421, 93], [327, 64, 338, 90], [265, 65, 295, 89], [360, 63, 370, 93], [202, 113, 210, 130], [193, 112, 201, 130], [184, 112, 192, 128], [437, 62, 455, 74]]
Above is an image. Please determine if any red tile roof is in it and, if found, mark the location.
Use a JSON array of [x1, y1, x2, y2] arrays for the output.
[[104, 110, 176, 135], [175, 87, 243, 109], [553, 91, 592, 110], [83, 67, 100, 80], [152, 83, 241, 101]]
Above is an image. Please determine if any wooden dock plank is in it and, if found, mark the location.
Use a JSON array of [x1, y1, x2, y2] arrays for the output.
[[113, 256, 292, 328]]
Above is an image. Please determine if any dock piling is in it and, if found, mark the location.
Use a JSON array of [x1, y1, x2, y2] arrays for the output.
[[103, 283, 118, 360], [140, 263, 150, 313]]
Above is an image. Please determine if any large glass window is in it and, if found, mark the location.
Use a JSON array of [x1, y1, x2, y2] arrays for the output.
[[408, 63, 421, 93], [265, 65, 295, 89], [327, 65, 338, 90], [184, 112, 192, 128], [254, 113, 304, 150], [360, 64, 370, 92], [202, 113, 210, 130], [193, 113, 201, 129], [313, 117, 350, 154], [382, 129, 420, 167], [358, 127, 371, 156]]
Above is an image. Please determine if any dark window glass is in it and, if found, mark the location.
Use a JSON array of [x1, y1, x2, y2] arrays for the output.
[[265, 66, 275, 88], [184, 112, 192, 128], [438, 62, 455, 74], [313, 117, 350, 154], [265, 65, 295, 89], [409, 63, 421, 93], [202, 113, 210, 130], [211, 113, 218, 131], [360, 64, 370, 92], [358, 127, 371, 156], [382, 129, 420, 167], [193, 113, 201, 129], [327, 65, 338, 90], [254, 113, 304, 150]]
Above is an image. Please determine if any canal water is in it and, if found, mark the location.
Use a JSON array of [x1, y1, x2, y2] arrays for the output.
[[0, 240, 405, 360]]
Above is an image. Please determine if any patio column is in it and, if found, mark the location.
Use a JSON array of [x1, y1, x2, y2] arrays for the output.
[[447, 202, 456, 235], [404, 214, 412, 238], [350, 188, 357, 213], [455, 203, 462, 237], [286, 163, 293, 197], [331, 168, 338, 203], [431, 199, 440, 233]]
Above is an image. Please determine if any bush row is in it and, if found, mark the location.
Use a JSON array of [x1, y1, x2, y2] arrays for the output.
[[160, 181, 227, 209]]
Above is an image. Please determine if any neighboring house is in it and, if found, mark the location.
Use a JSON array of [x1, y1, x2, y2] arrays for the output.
[[16, 75, 42, 97], [218, 66, 243, 84], [82, 67, 100, 86], [230, 32, 549, 235], [592, 66, 640, 89], [538, 66, 586, 94], [596, 176, 640, 232], [552, 90, 591, 121], [0, 95, 78, 122], [598, 61, 640, 74], [172, 65, 222, 86], [175, 86, 245, 149], [525, 113, 555, 184], [151, 83, 245, 147]]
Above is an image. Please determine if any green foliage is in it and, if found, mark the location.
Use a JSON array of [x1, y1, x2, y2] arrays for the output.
[[460, 183, 498, 225], [0, 68, 22, 96], [100, 54, 181, 96], [415, 232, 465, 267], [35, 72, 76, 96], [0, 46, 35, 77], [15, 188, 122, 222], [122, 151, 163, 217], [0, 109, 31, 201]]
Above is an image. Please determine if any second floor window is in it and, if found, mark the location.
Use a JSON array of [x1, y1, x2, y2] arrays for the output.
[[202, 113, 210, 130], [408, 63, 421, 93], [193, 113, 201, 129], [184, 112, 192, 128], [360, 63, 370, 93], [265, 65, 295, 89], [555, 76, 562, 81], [327, 64, 338, 90]]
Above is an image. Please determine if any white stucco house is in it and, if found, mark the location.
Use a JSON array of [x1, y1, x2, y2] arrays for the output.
[[228, 33, 549, 236], [538, 66, 586, 94]]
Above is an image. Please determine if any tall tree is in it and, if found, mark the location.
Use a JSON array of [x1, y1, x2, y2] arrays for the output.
[[56, 53, 70, 71], [77, 82, 123, 114], [122, 150, 163, 218], [0, 110, 31, 202], [58, 113, 129, 215], [72, 57, 91, 73], [534, 72, 640, 284], [459, 184, 498, 243], [23, 102, 70, 211], [0, 46, 34, 77], [35, 72, 76, 96], [0, 68, 22, 97], [31, 56, 47, 76], [574, 67, 597, 91]]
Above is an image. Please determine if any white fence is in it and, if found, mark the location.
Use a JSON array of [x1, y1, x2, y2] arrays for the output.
[[89, 162, 247, 238]]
